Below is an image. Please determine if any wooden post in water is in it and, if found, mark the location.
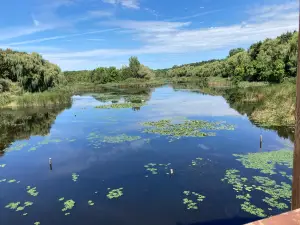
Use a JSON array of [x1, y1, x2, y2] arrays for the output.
[[49, 158, 52, 170], [292, 10, 300, 210], [260, 135, 263, 149]]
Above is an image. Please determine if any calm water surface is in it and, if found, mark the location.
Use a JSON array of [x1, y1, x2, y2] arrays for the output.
[[0, 85, 293, 225]]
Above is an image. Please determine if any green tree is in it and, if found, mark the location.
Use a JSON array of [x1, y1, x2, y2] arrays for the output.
[[129, 56, 141, 78]]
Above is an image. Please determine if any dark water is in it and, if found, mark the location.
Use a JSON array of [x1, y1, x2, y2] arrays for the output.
[[0, 85, 293, 225]]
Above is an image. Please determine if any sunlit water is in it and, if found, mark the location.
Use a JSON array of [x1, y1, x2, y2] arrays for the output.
[[0, 85, 293, 225]]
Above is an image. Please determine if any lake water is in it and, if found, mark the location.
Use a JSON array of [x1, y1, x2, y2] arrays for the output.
[[0, 85, 293, 225]]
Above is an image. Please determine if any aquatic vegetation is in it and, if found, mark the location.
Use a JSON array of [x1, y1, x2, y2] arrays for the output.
[[222, 169, 291, 217], [62, 200, 75, 213], [144, 163, 171, 175], [23, 213, 28, 216], [241, 201, 266, 217], [107, 188, 124, 199], [27, 186, 39, 196], [24, 202, 33, 207], [0, 179, 6, 182], [4, 142, 28, 152], [88, 200, 94, 206], [233, 149, 293, 175], [95, 102, 145, 109], [103, 134, 141, 143], [72, 173, 79, 182], [5, 201, 33, 212], [0, 164, 6, 167], [190, 158, 203, 166], [58, 197, 65, 201], [16, 206, 25, 211], [8, 179, 16, 183], [34, 222, 40, 225], [141, 119, 234, 139], [5, 202, 21, 210], [87, 132, 141, 148], [65, 212, 70, 216], [27, 137, 74, 152], [182, 191, 205, 210], [279, 171, 292, 180]]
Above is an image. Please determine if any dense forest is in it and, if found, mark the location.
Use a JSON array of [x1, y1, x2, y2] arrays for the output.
[[64, 57, 155, 84], [164, 31, 298, 83]]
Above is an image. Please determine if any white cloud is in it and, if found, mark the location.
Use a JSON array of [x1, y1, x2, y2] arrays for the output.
[[43, 4, 298, 65], [102, 0, 139, 9]]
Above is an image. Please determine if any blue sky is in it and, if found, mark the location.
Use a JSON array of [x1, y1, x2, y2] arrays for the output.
[[0, 0, 298, 71]]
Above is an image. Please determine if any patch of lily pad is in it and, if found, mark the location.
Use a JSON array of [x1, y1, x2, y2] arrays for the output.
[[182, 191, 205, 210], [141, 119, 234, 139], [5, 201, 33, 214], [190, 158, 203, 166], [222, 166, 291, 217], [95, 102, 145, 109], [87, 132, 141, 148], [232, 149, 293, 175], [144, 163, 171, 175], [107, 188, 124, 199], [62, 199, 75, 215], [72, 173, 79, 182], [27, 186, 39, 196], [88, 200, 95, 206]]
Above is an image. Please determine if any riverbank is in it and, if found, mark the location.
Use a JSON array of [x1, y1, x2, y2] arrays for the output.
[[0, 77, 296, 129]]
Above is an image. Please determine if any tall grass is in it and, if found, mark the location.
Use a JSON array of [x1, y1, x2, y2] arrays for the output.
[[15, 89, 72, 107]]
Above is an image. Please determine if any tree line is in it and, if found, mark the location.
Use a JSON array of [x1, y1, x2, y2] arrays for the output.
[[64, 57, 155, 84], [161, 31, 298, 83], [0, 49, 64, 93]]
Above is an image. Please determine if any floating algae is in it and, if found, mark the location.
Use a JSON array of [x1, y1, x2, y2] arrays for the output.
[[58, 197, 65, 202], [144, 163, 171, 175], [182, 191, 205, 210], [107, 188, 124, 199], [34, 222, 40, 225], [141, 119, 234, 139], [0, 164, 6, 168]]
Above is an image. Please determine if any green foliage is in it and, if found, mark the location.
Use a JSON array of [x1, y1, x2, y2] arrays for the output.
[[229, 48, 245, 57], [162, 31, 297, 83], [107, 188, 124, 199], [129, 56, 141, 78], [0, 49, 64, 92]]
